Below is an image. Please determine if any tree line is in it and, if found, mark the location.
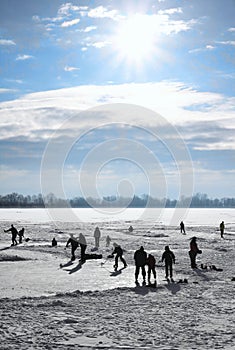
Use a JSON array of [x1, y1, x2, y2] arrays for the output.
[[0, 192, 235, 208]]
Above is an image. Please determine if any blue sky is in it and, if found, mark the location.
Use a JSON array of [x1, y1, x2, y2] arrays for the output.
[[0, 0, 235, 200]]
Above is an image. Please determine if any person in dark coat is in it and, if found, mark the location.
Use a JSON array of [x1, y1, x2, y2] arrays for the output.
[[52, 237, 57, 247], [18, 227, 25, 244], [65, 234, 79, 261], [146, 253, 156, 284], [111, 243, 127, 270], [79, 233, 87, 263], [189, 237, 202, 268], [219, 221, 225, 238], [161, 246, 175, 280], [134, 246, 147, 284], [94, 226, 101, 248], [180, 221, 186, 234], [4, 224, 18, 246]]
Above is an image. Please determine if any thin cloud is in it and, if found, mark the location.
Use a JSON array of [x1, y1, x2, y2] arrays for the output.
[[228, 27, 235, 32], [216, 40, 235, 46], [16, 54, 34, 61], [158, 8, 183, 15], [61, 18, 80, 28], [88, 6, 119, 20], [64, 65, 80, 72], [0, 39, 16, 46]]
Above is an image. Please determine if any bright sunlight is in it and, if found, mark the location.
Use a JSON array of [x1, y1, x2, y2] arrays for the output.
[[114, 14, 159, 66]]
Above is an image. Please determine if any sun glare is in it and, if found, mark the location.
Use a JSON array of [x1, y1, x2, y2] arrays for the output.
[[114, 14, 158, 66]]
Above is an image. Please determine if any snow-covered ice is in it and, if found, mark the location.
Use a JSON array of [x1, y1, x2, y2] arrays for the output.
[[0, 208, 234, 349]]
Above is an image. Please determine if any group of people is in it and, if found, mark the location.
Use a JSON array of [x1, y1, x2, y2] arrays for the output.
[[4, 224, 25, 245]]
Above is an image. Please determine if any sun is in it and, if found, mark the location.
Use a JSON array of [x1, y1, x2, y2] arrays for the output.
[[114, 14, 158, 66]]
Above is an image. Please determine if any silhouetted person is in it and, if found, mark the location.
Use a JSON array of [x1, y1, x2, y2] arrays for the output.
[[111, 243, 127, 270], [52, 237, 57, 247], [162, 246, 175, 280], [189, 237, 202, 268], [128, 225, 133, 232], [134, 246, 147, 284], [146, 253, 156, 284], [4, 224, 18, 246], [79, 233, 87, 263], [65, 234, 79, 261], [94, 226, 101, 248], [220, 221, 225, 238], [106, 235, 111, 247], [18, 227, 25, 244], [180, 221, 185, 234]]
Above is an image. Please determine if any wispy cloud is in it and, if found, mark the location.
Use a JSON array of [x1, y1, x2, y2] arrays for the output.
[[0, 39, 16, 46], [16, 54, 34, 61], [158, 7, 182, 15], [88, 6, 119, 20], [216, 40, 235, 46], [61, 18, 80, 28], [228, 27, 235, 32], [64, 65, 80, 72], [189, 44, 215, 53]]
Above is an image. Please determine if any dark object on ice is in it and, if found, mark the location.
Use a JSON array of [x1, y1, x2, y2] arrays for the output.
[[128, 225, 134, 232], [52, 237, 57, 247], [111, 243, 127, 270], [85, 253, 102, 260], [146, 253, 157, 285], [180, 221, 186, 234], [25, 237, 30, 242], [161, 245, 175, 279], [189, 237, 201, 268], [231, 277, 235, 281], [134, 246, 147, 284], [200, 263, 223, 272], [4, 224, 18, 246], [177, 279, 188, 284], [18, 227, 25, 244], [219, 221, 225, 238]]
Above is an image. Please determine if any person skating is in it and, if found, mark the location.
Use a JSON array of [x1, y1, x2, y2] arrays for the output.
[[219, 221, 225, 238], [161, 246, 175, 281], [94, 226, 101, 248], [189, 237, 202, 268], [111, 243, 127, 270], [4, 224, 18, 246], [18, 227, 25, 244], [65, 234, 79, 261], [79, 233, 87, 263], [146, 253, 157, 285], [134, 246, 147, 285], [180, 221, 186, 234]]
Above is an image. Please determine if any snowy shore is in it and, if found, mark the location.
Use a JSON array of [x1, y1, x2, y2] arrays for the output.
[[0, 208, 234, 349]]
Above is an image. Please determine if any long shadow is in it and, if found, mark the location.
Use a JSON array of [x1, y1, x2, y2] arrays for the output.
[[67, 261, 83, 274], [193, 268, 210, 281], [0, 246, 11, 251], [60, 260, 73, 268], [165, 283, 181, 295]]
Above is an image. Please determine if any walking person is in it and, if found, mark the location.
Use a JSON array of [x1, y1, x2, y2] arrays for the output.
[[111, 243, 127, 271], [65, 234, 79, 261], [94, 226, 101, 248], [134, 246, 147, 285], [79, 233, 87, 263], [106, 235, 111, 247], [180, 221, 186, 234], [219, 221, 225, 238], [4, 224, 18, 246], [18, 227, 25, 244], [189, 237, 202, 268], [161, 246, 175, 281], [146, 253, 157, 285]]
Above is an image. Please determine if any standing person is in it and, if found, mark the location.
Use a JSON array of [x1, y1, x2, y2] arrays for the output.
[[219, 221, 225, 238], [65, 234, 79, 261], [111, 243, 127, 270], [52, 237, 57, 247], [106, 235, 111, 247], [79, 233, 87, 263], [189, 237, 202, 268], [4, 224, 18, 246], [94, 226, 101, 248], [18, 227, 25, 244], [161, 246, 175, 281], [180, 221, 186, 234], [128, 225, 134, 232], [134, 246, 147, 285], [146, 253, 157, 285]]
